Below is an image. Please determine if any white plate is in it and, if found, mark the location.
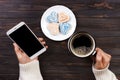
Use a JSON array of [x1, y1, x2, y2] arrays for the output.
[[41, 5, 76, 41]]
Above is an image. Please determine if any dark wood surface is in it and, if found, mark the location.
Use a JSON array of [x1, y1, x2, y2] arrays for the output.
[[0, 0, 120, 80]]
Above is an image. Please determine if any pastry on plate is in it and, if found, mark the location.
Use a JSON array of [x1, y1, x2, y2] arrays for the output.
[[58, 12, 70, 23], [47, 23, 59, 36], [47, 11, 58, 23], [59, 23, 71, 35]]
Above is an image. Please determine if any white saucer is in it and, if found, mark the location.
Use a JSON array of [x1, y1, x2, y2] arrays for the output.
[[41, 5, 76, 41]]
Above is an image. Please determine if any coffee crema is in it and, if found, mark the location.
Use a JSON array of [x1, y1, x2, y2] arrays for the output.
[[74, 46, 92, 55]]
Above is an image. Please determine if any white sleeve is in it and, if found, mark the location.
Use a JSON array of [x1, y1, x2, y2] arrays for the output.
[[92, 65, 118, 80], [19, 60, 43, 80]]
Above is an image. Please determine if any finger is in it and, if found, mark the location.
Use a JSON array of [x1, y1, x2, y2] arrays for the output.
[[13, 43, 23, 59], [96, 47, 99, 51], [96, 51, 102, 65], [38, 37, 48, 48], [98, 49, 110, 61], [45, 46, 48, 49], [38, 38, 44, 42], [95, 48, 103, 69], [13, 43, 24, 54], [22, 52, 29, 58], [19, 48, 24, 53], [41, 41, 46, 45], [96, 48, 102, 53], [13, 43, 21, 53], [102, 52, 111, 64], [16, 52, 23, 59], [96, 48, 105, 57], [96, 48, 110, 63], [104, 52, 111, 58]]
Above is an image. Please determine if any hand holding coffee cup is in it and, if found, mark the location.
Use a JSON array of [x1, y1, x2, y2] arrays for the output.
[[94, 48, 111, 69], [68, 32, 96, 57]]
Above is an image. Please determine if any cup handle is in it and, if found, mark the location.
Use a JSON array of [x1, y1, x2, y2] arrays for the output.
[[92, 51, 97, 64], [92, 51, 96, 56]]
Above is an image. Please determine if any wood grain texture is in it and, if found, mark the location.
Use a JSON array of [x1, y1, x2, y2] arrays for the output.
[[0, 0, 120, 80]]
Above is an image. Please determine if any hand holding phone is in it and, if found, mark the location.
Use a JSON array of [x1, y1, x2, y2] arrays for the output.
[[13, 38, 48, 64], [7, 22, 47, 60]]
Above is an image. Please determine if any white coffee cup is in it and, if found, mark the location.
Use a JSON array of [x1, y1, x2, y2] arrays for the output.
[[68, 32, 96, 58]]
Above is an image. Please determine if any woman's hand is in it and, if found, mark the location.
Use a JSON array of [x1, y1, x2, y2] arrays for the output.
[[94, 48, 111, 69], [13, 38, 48, 64]]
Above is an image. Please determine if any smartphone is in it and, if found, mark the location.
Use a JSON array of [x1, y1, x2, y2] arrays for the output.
[[6, 22, 46, 59]]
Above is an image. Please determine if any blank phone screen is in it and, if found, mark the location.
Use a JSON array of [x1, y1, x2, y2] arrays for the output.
[[9, 25, 44, 57]]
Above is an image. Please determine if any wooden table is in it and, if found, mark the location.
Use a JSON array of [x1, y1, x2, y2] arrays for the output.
[[0, 0, 120, 80]]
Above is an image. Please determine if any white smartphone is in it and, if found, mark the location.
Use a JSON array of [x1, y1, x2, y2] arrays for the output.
[[6, 22, 46, 59]]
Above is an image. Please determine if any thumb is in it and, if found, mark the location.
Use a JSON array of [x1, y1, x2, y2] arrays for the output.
[[13, 43, 22, 59], [96, 52, 102, 65]]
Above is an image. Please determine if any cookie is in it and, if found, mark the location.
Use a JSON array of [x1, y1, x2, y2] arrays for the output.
[[59, 23, 71, 35], [58, 12, 70, 23], [47, 11, 58, 23], [47, 23, 59, 36]]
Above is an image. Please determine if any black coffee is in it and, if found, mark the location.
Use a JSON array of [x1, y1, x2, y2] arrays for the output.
[[72, 35, 93, 55]]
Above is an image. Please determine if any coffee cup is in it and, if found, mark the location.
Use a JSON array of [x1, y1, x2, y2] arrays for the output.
[[68, 32, 96, 58]]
